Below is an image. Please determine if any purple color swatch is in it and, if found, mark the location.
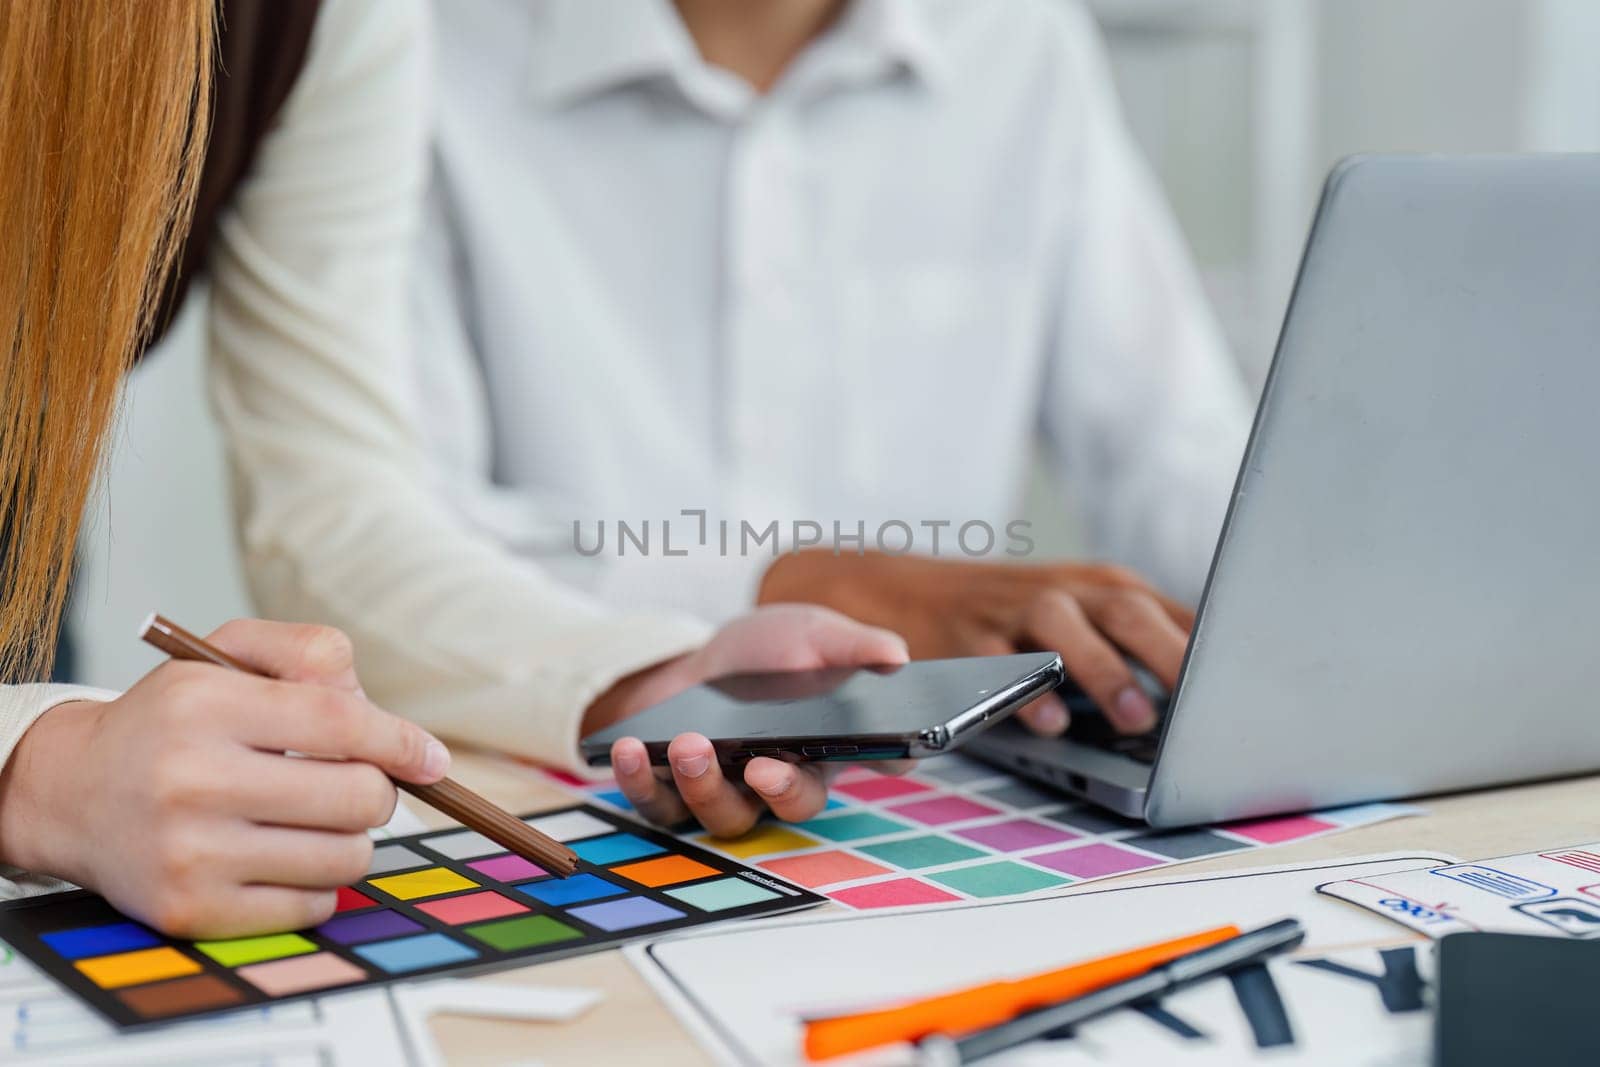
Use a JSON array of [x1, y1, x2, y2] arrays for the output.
[[887, 796, 1000, 826], [468, 854, 547, 883], [1028, 844, 1162, 879], [315, 909, 423, 945], [956, 819, 1079, 852], [566, 896, 684, 932]]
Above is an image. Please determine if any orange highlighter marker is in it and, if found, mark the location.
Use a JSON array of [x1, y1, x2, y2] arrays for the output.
[[802, 924, 1241, 1061]]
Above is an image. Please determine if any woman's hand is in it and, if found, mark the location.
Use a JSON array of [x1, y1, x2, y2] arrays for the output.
[[0, 620, 450, 939], [584, 605, 909, 838]]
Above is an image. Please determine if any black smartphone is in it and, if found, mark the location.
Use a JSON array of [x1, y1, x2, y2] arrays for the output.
[[580, 652, 1064, 767]]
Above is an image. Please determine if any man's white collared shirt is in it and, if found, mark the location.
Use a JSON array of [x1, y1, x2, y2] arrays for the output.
[[413, 0, 1254, 619]]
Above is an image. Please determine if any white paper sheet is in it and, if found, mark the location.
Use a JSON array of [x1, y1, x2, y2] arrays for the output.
[[392, 979, 602, 1067], [1318, 841, 1600, 939], [627, 853, 1455, 1066]]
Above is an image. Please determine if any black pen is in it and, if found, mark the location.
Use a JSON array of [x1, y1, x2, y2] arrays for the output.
[[919, 918, 1307, 1065]]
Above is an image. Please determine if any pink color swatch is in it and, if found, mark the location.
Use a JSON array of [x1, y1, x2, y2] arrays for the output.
[[416, 891, 527, 925], [1224, 815, 1337, 844], [468, 854, 547, 882], [887, 796, 1001, 826], [1030, 843, 1161, 879], [830, 878, 962, 909], [761, 851, 893, 889], [832, 776, 934, 802], [956, 819, 1078, 852]]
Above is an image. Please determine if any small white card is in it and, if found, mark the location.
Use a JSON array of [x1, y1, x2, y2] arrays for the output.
[[1318, 842, 1600, 939]]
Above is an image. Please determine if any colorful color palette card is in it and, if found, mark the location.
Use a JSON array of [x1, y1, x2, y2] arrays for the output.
[[548, 754, 1418, 910], [0, 804, 823, 1030]]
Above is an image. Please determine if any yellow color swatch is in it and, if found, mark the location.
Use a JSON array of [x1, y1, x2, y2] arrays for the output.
[[697, 824, 819, 859], [369, 866, 478, 900], [76, 946, 201, 989]]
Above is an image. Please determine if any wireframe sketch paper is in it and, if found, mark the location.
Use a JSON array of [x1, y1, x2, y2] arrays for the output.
[[1318, 841, 1600, 939], [628, 852, 1455, 1066], [970, 945, 1438, 1067]]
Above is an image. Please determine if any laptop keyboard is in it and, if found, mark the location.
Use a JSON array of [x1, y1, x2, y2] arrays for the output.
[[1103, 733, 1161, 764], [1058, 691, 1167, 764], [1067, 715, 1161, 763]]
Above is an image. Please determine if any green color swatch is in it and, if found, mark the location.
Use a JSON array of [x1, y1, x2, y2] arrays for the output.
[[929, 862, 1069, 898], [463, 914, 582, 952], [666, 877, 780, 912], [194, 933, 317, 967], [796, 812, 908, 842], [858, 836, 988, 870]]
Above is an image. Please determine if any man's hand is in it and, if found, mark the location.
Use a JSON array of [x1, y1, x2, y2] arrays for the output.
[[759, 551, 1193, 738], [582, 605, 909, 838]]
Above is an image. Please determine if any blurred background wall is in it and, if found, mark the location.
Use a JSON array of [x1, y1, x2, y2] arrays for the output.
[[68, 0, 1600, 689], [1088, 0, 1600, 381]]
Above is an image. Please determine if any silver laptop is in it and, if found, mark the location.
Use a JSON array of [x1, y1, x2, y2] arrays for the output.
[[967, 154, 1600, 827]]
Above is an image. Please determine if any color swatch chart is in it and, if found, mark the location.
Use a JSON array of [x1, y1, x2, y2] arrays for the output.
[[0, 804, 822, 1029], [558, 755, 1417, 909], [1, 942, 412, 1066]]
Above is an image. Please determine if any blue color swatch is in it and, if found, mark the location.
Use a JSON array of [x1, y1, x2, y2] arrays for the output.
[[570, 833, 667, 865], [516, 873, 626, 907], [353, 932, 478, 974], [567, 897, 684, 932], [40, 922, 160, 960]]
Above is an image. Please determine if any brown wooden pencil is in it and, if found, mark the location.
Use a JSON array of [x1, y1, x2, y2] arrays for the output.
[[139, 613, 579, 878]]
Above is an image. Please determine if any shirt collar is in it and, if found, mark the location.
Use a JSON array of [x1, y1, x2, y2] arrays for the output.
[[524, 0, 949, 110], [812, 0, 948, 92], [524, 0, 697, 106]]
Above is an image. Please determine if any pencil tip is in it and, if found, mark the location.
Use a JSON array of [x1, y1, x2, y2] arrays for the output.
[[137, 611, 157, 637]]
